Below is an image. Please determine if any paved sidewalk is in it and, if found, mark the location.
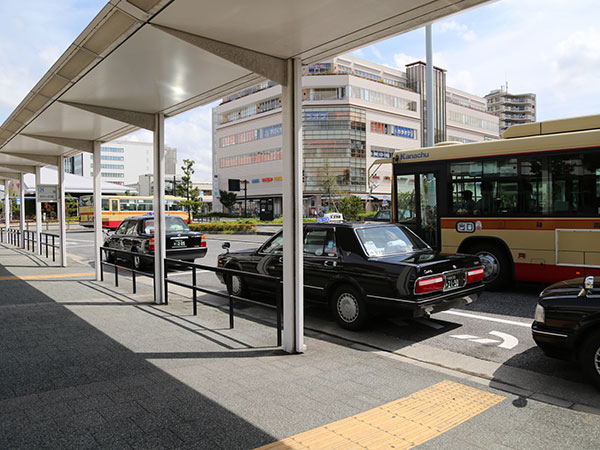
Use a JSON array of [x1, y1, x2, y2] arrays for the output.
[[1, 243, 599, 449]]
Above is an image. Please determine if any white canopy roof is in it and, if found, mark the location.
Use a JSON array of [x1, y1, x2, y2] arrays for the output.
[[0, 0, 490, 170], [23, 166, 130, 195]]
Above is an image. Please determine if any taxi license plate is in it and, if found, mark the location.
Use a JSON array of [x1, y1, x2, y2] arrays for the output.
[[444, 274, 461, 290], [172, 239, 186, 248]]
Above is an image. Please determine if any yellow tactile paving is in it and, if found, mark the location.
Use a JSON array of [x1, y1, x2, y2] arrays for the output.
[[255, 380, 505, 450], [0, 272, 95, 281]]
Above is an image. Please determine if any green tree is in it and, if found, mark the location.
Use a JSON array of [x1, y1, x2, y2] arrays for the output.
[[339, 195, 364, 221], [66, 194, 78, 217], [219, 190, 237, 213], [176, 159, 203, 222], [318, 160, 343, 212]]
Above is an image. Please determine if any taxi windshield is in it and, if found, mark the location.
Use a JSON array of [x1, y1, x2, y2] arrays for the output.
[[143, 217, 189, 234], [355, 225, 429, 256]]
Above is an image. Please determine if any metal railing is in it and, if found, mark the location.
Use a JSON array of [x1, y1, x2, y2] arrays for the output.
[[164, 258, 283, 347], [0, 228, 58, 262], [99, 246, 154, 294]]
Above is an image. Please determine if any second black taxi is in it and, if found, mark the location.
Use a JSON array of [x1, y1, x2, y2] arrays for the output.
[[217, 223, 484, 330], [103, 214, 207, 269]]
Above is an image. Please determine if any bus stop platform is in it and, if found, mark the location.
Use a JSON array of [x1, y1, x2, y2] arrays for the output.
[[1, 243, 598, 449]]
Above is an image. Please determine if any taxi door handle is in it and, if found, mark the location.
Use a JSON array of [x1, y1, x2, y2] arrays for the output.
[[323, 260, 337, 267]]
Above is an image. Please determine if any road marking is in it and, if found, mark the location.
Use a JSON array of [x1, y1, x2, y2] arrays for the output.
[[489, 331, 519, 349], [0, 272, 95, 281], [439, 310, 532, 328], [450, 331, 519, 349], [256, 380, 504, 450]]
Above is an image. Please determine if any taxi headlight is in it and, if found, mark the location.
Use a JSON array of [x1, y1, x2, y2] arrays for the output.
[[534, 304, 545, 324]]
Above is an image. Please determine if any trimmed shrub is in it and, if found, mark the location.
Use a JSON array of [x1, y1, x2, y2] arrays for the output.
[[188, 222, 257, 233]]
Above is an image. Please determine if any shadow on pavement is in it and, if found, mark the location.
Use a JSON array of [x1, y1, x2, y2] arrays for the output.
[[0, 262, 277, 449]]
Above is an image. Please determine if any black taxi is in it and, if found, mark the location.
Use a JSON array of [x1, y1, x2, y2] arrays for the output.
[[217, 223, 484, 330], [103, 214, 207, 269], [532, 276, 600, 387]]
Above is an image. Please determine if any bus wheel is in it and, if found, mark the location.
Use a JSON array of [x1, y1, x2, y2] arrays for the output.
[[466, 242, 510, 291]]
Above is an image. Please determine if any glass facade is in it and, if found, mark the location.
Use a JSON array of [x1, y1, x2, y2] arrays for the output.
[[219, 124, 282, 148], [303, 106, 366, 193], [219, 148, 282, 168]]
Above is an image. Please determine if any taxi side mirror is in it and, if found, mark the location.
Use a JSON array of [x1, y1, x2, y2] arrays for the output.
[[222, 242, 231, 253]]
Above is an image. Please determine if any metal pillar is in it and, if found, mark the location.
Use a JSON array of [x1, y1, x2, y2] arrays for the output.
[[426, 24, 435, 147], [35, 167, 42, 254], [281, 57, 305, 353], [19, 173, 25, 248], [58, 156, 67, 267], [4, 180, 9, 230], [93, 142, 102, 280], [153, 113, 166, 304]]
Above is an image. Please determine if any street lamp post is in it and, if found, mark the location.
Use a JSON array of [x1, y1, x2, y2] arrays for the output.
[[242, 179, 248, 216]]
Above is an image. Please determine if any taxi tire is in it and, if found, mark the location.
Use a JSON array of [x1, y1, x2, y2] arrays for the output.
[[131, 248, 143, 270], [579, 330, 600, 388], [226, 273, 247, 298], [331, 285, 368, 331], [466, 242, 510, 291]]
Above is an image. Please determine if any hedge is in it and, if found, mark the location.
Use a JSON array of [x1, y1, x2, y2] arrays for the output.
[[188, 222, 257, 233]]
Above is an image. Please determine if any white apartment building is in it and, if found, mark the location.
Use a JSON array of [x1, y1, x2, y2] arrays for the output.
[[484, 87, 536, 134], [64, 140, 177, 186], [212, 55, 500, 216]]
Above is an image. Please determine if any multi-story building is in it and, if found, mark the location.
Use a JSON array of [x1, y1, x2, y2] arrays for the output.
[[64, 141, 177, 186], [484, 87, 536, 134], [212, 55, 500, 216]]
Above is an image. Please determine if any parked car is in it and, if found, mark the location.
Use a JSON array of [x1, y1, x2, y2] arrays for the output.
[[216, 223, 484, 330], [103, 214, 207, 269], [532, 276, 600, 387]]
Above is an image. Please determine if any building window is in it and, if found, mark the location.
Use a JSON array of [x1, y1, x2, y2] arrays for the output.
[[101, 146, 124, 153], [101, 173, 125, 178], [219, 148, 282, 168], [218, 124, 283, 148]]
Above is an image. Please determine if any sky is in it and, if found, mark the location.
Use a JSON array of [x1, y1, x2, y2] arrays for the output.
[[1, 0, 599, 181]]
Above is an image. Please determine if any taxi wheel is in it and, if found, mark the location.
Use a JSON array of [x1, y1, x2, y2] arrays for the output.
[[131, 249, 142, 270], [103, 249, 114, 263], [579, 330, 600, 388], [226, 273, 247, 298], [331, 285, 368, 331]]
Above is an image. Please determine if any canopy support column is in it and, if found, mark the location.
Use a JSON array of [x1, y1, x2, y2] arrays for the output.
[[58, 156, 67, 267], [93, 142, 102, 280], [19, 173, 25, 248], [153, 113, 166, 304], [35, 167, 41, 254], [281, 57, 305, 353]]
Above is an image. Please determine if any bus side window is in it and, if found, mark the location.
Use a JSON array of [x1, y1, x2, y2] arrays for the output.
[[111, 199, 119, 212], [102, 199, 110, 211]]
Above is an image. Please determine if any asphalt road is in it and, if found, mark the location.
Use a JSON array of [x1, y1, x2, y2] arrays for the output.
[[65, 230, 587, 387]]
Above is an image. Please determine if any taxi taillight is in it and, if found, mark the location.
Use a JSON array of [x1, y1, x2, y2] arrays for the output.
[[415, 276, 444, 294], [149, 237, 155, 251], [200, 235, 206, 248], [467, 267, 485, 283]]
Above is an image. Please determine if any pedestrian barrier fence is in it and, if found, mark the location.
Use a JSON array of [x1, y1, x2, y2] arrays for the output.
[[99, 246, 154, 294], [164, 258, 283, 347], [0, 228, 59, 262]]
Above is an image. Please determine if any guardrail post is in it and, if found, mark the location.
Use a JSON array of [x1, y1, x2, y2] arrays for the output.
[[131, 253, 137, 294], [114, 252, 119, 287], [276, 280, 283, 347], [163, 258, 169, 305], [192, 267, 197, 316], [52, 235, 55, 262], [100, 248, 104, 282]]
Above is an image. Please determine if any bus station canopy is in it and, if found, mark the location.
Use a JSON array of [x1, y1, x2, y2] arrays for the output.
[[0, 0, 489, 165]]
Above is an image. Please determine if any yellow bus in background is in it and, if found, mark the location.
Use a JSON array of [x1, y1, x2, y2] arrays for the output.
[[79, 195, 188, 229], [390, 114, 600, 289]]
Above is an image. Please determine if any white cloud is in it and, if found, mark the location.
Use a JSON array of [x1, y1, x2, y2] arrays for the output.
[[437, 20, 476, 42], [392, 52, 419, 69]]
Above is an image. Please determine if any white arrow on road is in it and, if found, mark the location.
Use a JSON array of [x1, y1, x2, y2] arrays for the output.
[[450, 331, 519, 349]]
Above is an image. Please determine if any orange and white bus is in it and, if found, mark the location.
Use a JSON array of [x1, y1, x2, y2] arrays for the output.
[[389, 114, 600, 289], [79, 195, 188, 229]]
